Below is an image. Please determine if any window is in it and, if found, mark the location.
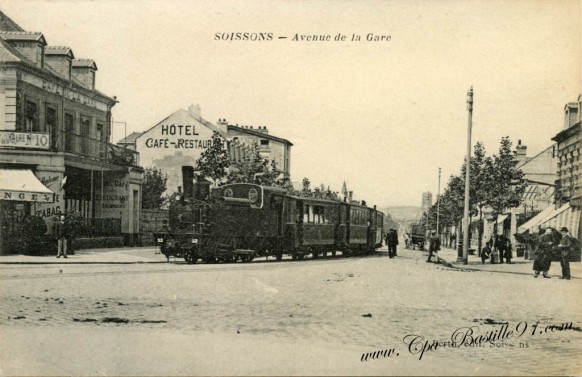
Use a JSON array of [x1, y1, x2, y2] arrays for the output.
[[81, 116, 91, 155], [96, 124, 105, 157], [260, 140, 269, 146], [64, 113, 75, 152], [25, 101, 38, 131]]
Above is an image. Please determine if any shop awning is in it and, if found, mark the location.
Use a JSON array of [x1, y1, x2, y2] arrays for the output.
[[0, 169, 55, 203], [517, 205, 555, 233], [538, 203, 580, 236]]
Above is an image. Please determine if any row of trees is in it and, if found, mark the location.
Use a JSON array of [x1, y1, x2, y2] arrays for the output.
[[424, 137, 527, 252], [141, 132, 346, 209]]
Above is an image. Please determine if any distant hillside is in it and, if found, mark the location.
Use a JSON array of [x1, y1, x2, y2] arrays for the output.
[[381, 206, 421, 221]]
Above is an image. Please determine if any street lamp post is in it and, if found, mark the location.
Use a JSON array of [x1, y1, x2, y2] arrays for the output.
[[462, 86, 474, 265]]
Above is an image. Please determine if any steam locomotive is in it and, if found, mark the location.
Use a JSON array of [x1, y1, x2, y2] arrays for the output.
[[154, 166, 385, 263]]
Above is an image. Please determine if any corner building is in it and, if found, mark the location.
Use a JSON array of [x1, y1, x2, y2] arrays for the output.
[[0, 11, 143, 253]]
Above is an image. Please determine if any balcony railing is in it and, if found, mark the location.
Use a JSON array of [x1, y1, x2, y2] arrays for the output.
[[62, 132, 140, 167]]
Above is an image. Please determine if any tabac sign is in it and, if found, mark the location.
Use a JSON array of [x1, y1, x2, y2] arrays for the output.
[[0, 131, 50, 150]]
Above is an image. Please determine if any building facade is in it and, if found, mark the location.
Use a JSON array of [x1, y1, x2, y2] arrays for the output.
[[123, 105, 292, 195], [550, 95, 582, 239], [0, 11, 143, 253]]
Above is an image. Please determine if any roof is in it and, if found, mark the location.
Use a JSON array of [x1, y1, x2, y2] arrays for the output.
[[0, 34, 115, 104], [45, 46, 75, 58], [0, 31, 46, 44], [0, 10, 24, 32], [227, 125, 293, 146], [0, 35, 21, 62], [72, 59, 97, 70], [117, 132, 143, 145], [552, 121, 581, 143]]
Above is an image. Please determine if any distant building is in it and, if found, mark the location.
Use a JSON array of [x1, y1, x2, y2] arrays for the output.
[[421, 191, 432, 215], [223, 121, 292, 179], [120, 105, 292, 195]]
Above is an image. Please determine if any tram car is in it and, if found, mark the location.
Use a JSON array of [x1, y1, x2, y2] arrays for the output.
[[154, 166, 385, 263]]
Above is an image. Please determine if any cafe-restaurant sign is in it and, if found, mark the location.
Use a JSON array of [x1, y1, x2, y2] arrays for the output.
[[0, 131, 50, 149]]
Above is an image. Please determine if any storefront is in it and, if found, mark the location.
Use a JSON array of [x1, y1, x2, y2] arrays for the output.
[[0, 168, 55, 254]]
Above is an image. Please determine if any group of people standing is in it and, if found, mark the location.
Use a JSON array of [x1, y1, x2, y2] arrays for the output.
[[480, 234, 513, 264], [533, 227, 574, 280]]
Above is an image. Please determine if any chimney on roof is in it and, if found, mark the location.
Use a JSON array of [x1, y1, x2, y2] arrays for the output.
[[1, 32, 47, 68], [45, 46, 74, 80], [515, 139, 527, 165], [256, 126, 269, 134], [188, 104, 201, 120], [72, 59, 97, 90], [216, 118, 228, 133]]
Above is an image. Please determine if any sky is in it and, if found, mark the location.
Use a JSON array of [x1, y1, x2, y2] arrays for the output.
[[1, 0, 580, 207]]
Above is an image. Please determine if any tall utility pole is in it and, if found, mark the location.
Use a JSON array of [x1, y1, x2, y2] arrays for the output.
[[462, 86, 474, 265], [436, 167, 441, 236]]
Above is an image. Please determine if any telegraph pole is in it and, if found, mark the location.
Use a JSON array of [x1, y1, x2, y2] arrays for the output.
[[436, 167, 441, 236], [462, 86, 473, 264]]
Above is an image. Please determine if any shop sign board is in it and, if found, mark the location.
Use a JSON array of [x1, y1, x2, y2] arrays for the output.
[[0, 131, 50, 150]]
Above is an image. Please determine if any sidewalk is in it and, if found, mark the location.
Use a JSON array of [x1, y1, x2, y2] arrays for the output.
[[0, 246, 168, 265], [436, 246, 582, 279]]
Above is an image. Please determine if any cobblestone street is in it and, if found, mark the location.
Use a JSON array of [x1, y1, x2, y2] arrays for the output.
[[0, 247, 580, 375]]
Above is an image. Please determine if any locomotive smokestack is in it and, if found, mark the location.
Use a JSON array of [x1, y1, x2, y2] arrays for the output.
[[182, 166, 194, 199]]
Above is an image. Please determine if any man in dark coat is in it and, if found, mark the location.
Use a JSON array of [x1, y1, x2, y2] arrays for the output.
[[558, 227, 574, 280], [388, 229, 399, 258], [427, 231, 440, 263], [495, 235, 506, 264], [533, 227, 553, 278], [53, 215, 68, 258]]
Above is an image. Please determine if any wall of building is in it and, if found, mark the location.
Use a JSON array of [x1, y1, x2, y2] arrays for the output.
[[227, 127, 290, 176]]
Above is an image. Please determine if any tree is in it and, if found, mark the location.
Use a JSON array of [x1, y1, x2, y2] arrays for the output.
[[225, 141, 280, 185], [482, 137, 527, 231], [195, 132, 230, 186], [142, 167, 168, 209], [301, 177, 312, 197]]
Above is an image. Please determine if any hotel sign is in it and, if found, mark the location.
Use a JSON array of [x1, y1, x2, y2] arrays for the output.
[[0, 131, 50, 150]]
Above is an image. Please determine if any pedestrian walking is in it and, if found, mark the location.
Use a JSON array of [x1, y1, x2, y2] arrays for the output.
[[495, 235, 506, 264], [54, 215, 68, 258], [481, 242, 492, 264], [558, 227, 574, 280], [403, 232, 410, 249], [504, 237, 513, 264], [533, 227, 553, 278], [427, 231, 440, 263], [388, 229, 399, 257], [450, 233, 456, 249]]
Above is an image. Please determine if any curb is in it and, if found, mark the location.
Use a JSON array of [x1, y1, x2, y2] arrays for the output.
[[437, 256, 580, 279], [0, 261, 167, 265]]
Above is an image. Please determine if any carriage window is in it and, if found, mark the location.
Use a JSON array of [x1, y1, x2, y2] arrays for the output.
[[307, 205, 315, 223]]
